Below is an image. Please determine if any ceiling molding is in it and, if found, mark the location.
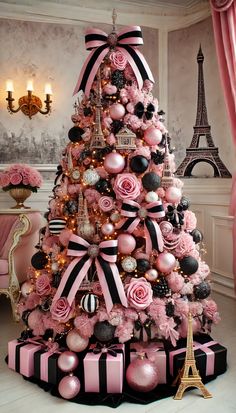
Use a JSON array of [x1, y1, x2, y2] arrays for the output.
[[0, 1, 211, 31]]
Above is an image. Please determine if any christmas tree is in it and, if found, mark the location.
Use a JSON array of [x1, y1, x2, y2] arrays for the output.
[[14, 13, 221, 402]]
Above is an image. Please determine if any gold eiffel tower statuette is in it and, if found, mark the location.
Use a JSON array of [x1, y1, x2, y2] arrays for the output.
[[174, 313, 212, 400]]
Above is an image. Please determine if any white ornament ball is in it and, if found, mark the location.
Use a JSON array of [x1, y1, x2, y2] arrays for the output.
[[101, 222, 115, 235], [121, 256, 137, 273], [145, 191, 159, 203], [83, 168, 100, 186], [51, 262, 59, 273], [110, 212, 120, 223], [165, 186, 182, 204], [145, 268, 158, 282], [109, 103, 126, 120], [21, 280, 33, 297]]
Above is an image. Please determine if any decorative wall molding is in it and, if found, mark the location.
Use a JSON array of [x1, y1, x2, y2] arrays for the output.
[[0, 1, 211, 30]]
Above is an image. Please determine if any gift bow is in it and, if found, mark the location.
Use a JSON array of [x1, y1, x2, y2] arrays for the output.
[[53, 234, 127, 312], [116, 199, 165, 254], [73, 26, 154, 97], [92, 343, 118, 357]]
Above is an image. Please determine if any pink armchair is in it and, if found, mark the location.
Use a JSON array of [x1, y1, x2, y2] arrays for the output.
[[0, 211, 43, 320]]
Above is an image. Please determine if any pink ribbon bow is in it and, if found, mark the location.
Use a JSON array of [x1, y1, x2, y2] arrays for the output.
[[73, 25, 154, 97], [116, 199, 165, 254], [53, 234, 127, 312]]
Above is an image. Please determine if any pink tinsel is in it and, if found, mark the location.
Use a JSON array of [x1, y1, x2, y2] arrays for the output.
[[147, 297, 166, 320], [174, 233, 196, 259], [159, 317, 179, 346], [166, 271, 185, 293], [24, 292, 41, 310], [174, 297, 189, 317], [74, 313, 97, 338], [115, 319, 134, 343], [188, 301, 203, 316], [84, 188, 101, 204], [183, 210, 197, 232], [28, 309, 46, 336]]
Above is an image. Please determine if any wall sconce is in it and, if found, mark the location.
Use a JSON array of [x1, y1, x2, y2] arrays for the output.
[[6, 80, 52, 119]]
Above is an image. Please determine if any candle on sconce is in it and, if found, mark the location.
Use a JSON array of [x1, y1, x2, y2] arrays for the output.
[[27, 80, 34, 92], [6, 80, 14, 92], [44, 83, 52, 95]]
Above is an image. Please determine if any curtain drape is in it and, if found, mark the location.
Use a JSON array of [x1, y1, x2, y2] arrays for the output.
[[210, 0, 236, 291]]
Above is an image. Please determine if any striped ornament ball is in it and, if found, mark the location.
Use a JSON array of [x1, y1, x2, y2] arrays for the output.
[[48, 218, 67, 235], [80, 293, 99, 313]]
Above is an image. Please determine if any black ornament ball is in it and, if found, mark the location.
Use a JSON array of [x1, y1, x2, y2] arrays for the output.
[[179, 256, 199, 275], [130, 155, 149, 174], [191, 229, 203, 244], [95, 179, 110, 194], [194, 281, 211, 299], [31, 250, 48, 270], [68, 126, 84, 142], [137, 259, 151, 273], [142, 172, 161, 191], [152, 277, 169, 298], [93, 321, 116, 343], [180, 196, 190, 211]]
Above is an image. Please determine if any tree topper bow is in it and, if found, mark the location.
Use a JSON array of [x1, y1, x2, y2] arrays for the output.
[[73, 26, 154, 97]]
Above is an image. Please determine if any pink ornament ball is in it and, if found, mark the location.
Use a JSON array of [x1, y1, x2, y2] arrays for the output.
[[66, 329, 89, 352], [144, 126, 162, 146], [104, 152, 125, 174], [145, 268, 158, 282], [58, 375, 80, 399], [101, 222, 115, 235], [155, 252, 176, 274], [118, 233, 136, 254], [126, 358, 159, 392], [109, 103, 126, 120], [165, 186, 182, 204], [58, 351, 79, 373], [21, 280, 33, 297]]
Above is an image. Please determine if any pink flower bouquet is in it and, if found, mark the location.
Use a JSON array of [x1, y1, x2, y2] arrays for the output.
[[0, 163, 43, 192]]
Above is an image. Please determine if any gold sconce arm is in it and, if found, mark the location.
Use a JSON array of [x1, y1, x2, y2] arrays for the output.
[[6, 90, 52, 119]]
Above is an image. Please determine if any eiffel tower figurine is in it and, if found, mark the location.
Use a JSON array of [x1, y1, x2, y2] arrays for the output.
[[174, 313, 212, 400], [90, 67, 106, 150], [175, 46, 231, 178], [161, 135, 174, 189]]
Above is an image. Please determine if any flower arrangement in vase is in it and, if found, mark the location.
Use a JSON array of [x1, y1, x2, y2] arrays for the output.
[[0, 163, 43, 209]]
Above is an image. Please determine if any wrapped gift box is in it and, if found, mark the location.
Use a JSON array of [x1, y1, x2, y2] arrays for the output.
[[8, 338, 44, 377], [83, 344, 125, 393], [34, 349, 63, 385], [167, 333, 227, 379], [130, 341, 167, 384]]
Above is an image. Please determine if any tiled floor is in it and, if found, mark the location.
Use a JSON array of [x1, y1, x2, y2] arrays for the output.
[[0, 292, 235, 413]]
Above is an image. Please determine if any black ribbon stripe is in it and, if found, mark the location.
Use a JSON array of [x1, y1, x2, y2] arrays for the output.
[[85, 33, 108, 46], [68, 241, 88, 252], [34, 349, 45, 380], [121, 203, 139, 213], [119, 217, 136, 231], [15, 342, 28, 373], [79, 43, 108, 93], [118, 30, 143, 42], [100, 246, 118, 256], [147, 204, 164, 214], [60, 254, 90, 298], [97, 255, 122, 305], [145, 217, 159, 251]]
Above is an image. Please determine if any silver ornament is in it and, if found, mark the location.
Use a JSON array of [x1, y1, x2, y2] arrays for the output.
[[83, 168, 100, 186], [121, 256, 137, 273]]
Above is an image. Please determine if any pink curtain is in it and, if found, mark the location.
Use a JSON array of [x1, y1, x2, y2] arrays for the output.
[[210, 0, 236, 291]]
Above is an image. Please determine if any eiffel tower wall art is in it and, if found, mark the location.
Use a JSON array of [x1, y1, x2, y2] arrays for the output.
[[175, 46, 231, 178]]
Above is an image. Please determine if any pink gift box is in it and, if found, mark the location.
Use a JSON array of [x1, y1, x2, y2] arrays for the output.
[[8, 339, 44, 377], [83, 344, 125, 393], [130, 341, 167, 384], [34, 349, 63, 384]]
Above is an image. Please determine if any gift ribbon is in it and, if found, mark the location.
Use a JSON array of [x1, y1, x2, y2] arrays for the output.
[[116, 199, 165, 254], [130, 342, 167, 383], [53, 234, 127, 312], [169, 340, 217, 376], [14, 337, 45, 374], [134, 318, 153, 342], [73, 26, 154, 97]]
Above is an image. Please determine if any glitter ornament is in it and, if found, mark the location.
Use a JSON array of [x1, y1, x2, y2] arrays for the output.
[[121, 256, 137, 272], [194, 281, 211, 299], [145, 268, 158, 282], [110, 211, 121, 223], [58, 375, 81, 399], [94, 321, 116, 342], [137, 259, 151, 273], [109, 103, 126, 120], [165, 186, 182, 204], [104, 151, 125, 174], [143, 126, 162, 146], [83, 168, 100, 186], [118, 233, 136, 254], [142, 172, 161, 191], [126, 357, 159, 392], [79, 222, 95, 239], [101, 222, 115, 235], [58, 351, 79, 373], [155, 252, 176, 274], [145, 191, 159, 203], [66, 330, 89, 352], [152, 276, 169, 297]]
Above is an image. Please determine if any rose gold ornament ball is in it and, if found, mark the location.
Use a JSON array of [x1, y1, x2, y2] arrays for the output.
[[165, 186, 182, 204], [145, 268, 158, 282], [155, 252, 176, 274], [58, 351, 79, 373], [66, 329, 89, 352], [144, 126, 162, 146], [101, 222, 115, 235], [118, 233, 136, 254], [126, 358, 159, 392], [104, 152, 125, 174], [109, 103, 126, 120], [58, 375, 80, 399]]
